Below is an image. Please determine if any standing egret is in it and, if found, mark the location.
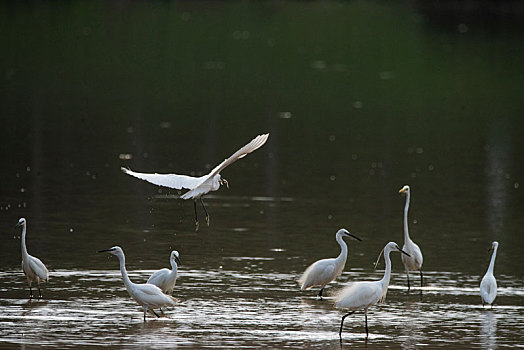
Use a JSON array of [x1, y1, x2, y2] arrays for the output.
[[98, 246, 177, 321], [335, 242, 410, 339], [480, 241, 499, 308], [298, 229, 361, 298], [121, 133, 269, 231], [399, 185, 424, 290], [147, 250, 181, 295], [17, 218, 49, 299]]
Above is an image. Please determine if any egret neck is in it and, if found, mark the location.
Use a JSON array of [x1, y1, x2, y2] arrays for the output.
[[335, 232, 349, 268], [488, 244, 498, 274], [403, 189, 411, 243]]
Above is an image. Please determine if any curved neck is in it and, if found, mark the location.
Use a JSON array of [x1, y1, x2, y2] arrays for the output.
[[403, 191, 411, 243], [380, 249, 393, 287], [487, 246, 498, 274], [335, 234, 348, 264], [170, 258, 178, 273], [116, 254, 134, 291], [21, 224, 29, 258]]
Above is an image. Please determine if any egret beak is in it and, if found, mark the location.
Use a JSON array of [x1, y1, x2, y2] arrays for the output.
[[399, 187, 407, 194], [175, 255, 182, 266], [344, 232, 362, 241], [15, 222, 22, 228], [395, 245, 411, 257], [98, 248, 115, 253]]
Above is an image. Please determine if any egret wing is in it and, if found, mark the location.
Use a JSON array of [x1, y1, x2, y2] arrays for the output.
[[147, 269, 170, 291], [28, 256, 49, 282], [121, 167, 203, 190], [207, 133, 269, 177], [334, 281, 382, 310], [136, 284, 177, 307], [299, 259, 336, 289]]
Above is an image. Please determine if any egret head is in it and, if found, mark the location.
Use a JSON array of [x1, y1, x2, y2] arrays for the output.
[[219, 177, 229, 189], [337, 228, 362, 242], [98, 246, 124, 257], [171, 250, 182, 266], [489, 241, 499, 252], [16, 218, 26, 227], [374, 242, 411, 268], [399, 185, 410, 195]]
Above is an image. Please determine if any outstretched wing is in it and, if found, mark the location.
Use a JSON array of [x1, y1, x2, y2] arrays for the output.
[[121, 167, 203, 190], [208, 133, 269, 177]]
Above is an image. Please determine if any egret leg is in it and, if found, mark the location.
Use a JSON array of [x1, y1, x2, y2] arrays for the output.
[[29, 286, 33, 299], [38, 287, 42, 298], [200, 197, 210, 226], [364, 309, 369, 338], [318, 288, 324, 299], [420, 270, 424, 288], [151, 310, 160, 318], [143, 306, 148, 322], [194, 200, 199, 232], [159, 308, 165, 315], [339, 311, 355, 339], [406, 270, 411, 291]]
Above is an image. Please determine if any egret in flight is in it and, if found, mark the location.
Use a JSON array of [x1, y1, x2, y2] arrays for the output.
[[17, 218, 49, 299], [98, 246, 177, 321], [480, 241, 499, 308], [298, 228, 361, 299], [122, 133, 269, 231], [399, 185, 423, 290], [335, 242, 410, 339], [147, 250, 181, 295]]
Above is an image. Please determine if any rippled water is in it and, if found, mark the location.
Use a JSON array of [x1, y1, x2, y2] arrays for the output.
[[2, 0, 524, 348]]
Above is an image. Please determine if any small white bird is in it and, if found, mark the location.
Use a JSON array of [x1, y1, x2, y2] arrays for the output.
[[98, 246, 177, 321], [147, 250, 181, 295], [17, 218, 49, 299], [121, 133, 269, 231], [298, 228, 361, 298], [480, 241, 499, 308], [335, 242, 410, 339], [399, 185, 424, 290]]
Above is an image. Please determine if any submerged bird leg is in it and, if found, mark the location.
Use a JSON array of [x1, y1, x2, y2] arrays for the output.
[[406, 270, 411, 291], [318, 288, 324, 299], [420, 270, 424, 288], [200, 197, 210, 226], [193, 200, 199, 232], [365, 309, 369, 338], [29, 286, 33, 299], [38, 287, 42, 298], [339, 311, 356, 338]]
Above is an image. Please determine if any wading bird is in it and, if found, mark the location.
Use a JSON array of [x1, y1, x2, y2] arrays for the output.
[[121, 133, 269, 231], [147, 250, 181, 295], [98, 246, 177, 321], [17, 218, 49, 299], [298, 228, 361, 299], [480, 241, 499, 308], [335, 242, 410, 339], [399, 185, 423, 290]]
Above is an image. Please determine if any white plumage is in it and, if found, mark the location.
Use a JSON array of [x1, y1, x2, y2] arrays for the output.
[[335, 242, 410, 339], [147, 250, 181, 295], [17, 218, 49, 299], [480, 241, 499, 307], [399, 185, 424, 290], [98, 246, 177, 321], [298, 228, 361, 298], [121, 133, 269, 230]]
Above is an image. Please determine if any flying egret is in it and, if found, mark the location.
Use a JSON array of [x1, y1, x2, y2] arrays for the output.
[[98, 246, 177, 321], [16, 218, 49, 299], [298, 228, 362, 299], [399, 185, 424, 290], [121, 133, 269, 231], [147, 250, 181, 295], [335, 242, 410, 339], [480, 241, 499, 308]]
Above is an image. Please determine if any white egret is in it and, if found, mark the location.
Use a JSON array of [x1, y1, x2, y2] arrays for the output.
[[399, 185, 424, 290], [98, 246, 177, 321], [17, 218, 49, 299], [121, 133, 269, 231], [480, 241, 499, 308], [298, 228, 361, 298], [335, 242, 410, 339], [147, 250, 181, 294]]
